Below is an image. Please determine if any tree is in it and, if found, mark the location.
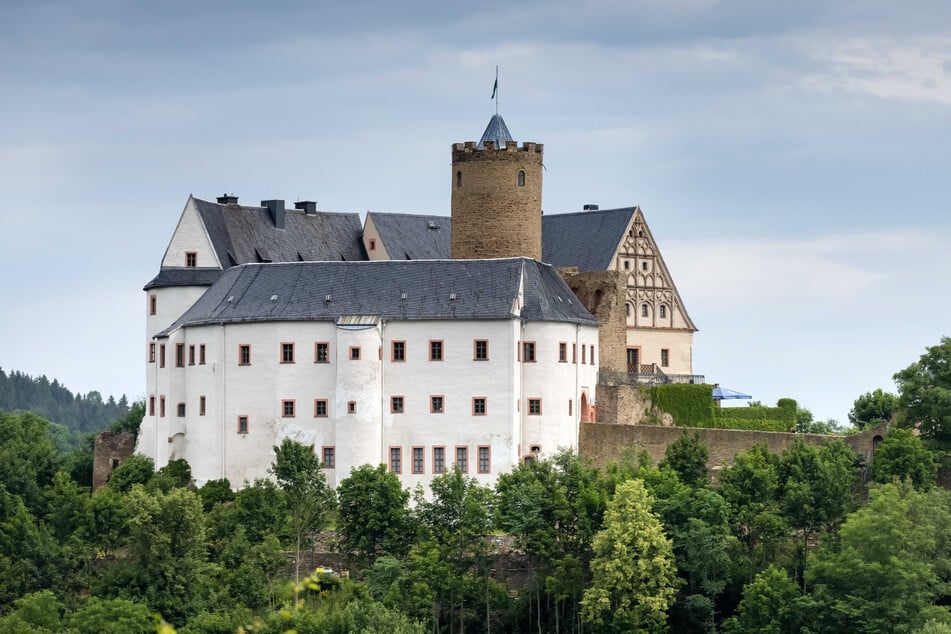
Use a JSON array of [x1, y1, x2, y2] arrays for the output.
[[894, 336, 951, 441], [660, 432, 709, 488], [849, 389, 898, 430], [721, 565, 800, 634], [68, 597, 153, 634], [0, 589, 65, 633], [581, 479, 679, 633], [105, 454, 154, 492], [270, 438, 335, 602], [336, 464, 414, 567], [805, 483, 951, 633], [0, 411, 60, 513], [872, 428, 937, 489]]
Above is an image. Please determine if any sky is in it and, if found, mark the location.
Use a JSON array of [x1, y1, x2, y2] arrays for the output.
[[1, 0, 950, 424]]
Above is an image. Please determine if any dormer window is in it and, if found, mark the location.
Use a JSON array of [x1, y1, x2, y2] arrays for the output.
[[517, 170, 526, 187], [185, 252, 197, 267]]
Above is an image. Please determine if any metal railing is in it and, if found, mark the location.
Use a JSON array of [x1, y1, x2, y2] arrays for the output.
[[601, 368, 706, 386]]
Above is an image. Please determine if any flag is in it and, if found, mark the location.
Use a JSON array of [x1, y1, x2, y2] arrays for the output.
[[491, 77, 498, 100]]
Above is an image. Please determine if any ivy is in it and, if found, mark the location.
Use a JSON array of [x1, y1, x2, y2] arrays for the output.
[[644, 385, 796, 432]]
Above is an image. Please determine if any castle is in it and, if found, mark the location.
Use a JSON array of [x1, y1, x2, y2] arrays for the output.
[[138, 115, 699, 488]]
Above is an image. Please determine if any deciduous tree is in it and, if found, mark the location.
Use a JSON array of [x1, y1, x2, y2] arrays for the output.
[[894, 336, 951, 441]]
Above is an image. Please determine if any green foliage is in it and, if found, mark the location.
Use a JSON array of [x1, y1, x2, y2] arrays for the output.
[[105, 454, 154, 492], [715, 399, 797, 432], [581, 479, 679, 633], [647, 384, 714, 426], [196, 478, 234, 512], [721, 565, 799, 634], [850, 389, 899, 429], [148, 459, 192, 493], [0, 411, 60, 512], [895, 336, 951, 441], [0, 590, 65, 633], [805, 483, 951, 633], [0, 368, 132, 433], [660, 432, 709, 487], [68, 597, 153, 634], [336, 464, 414, 567], [872, 428, 937, 489], [109, 400, 145, 437]]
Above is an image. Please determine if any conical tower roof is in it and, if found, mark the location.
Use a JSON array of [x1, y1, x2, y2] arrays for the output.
[[478, 114, 513, 149]]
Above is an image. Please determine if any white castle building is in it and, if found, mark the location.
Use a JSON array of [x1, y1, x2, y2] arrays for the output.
[[139, 115, 697, 488]]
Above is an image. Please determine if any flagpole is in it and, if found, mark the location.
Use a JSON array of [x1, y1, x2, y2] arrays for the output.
[[495, 65, 499, 115]]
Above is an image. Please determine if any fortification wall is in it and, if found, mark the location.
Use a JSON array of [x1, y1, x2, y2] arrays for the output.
[[93, 431, 137, 491], [579, 423, 884, 475]]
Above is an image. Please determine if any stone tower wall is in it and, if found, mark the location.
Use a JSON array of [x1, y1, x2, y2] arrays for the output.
[[93, 431, 136, 491], [451, 140, 543, 261]]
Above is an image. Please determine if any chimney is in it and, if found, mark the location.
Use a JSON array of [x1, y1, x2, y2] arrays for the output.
[[294, 201, 317, 215], [262, 199, 286, 229], [217, 193, 239, 204], [583, 204, 599, 211]]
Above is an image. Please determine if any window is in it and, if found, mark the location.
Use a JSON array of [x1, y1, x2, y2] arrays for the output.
[[591, 345, 596, 365], [390, 447, 402, 473], [237, 416, 249, 434], [431, 395, 444, 414], [624, 260, 630, 270], [199, 396, 206, 416], [391, 396, 404, 414], [528, 398, 542, 415], [559, 342, 567, 362], [391, 341, 406, 362], [149, 343, 155, 363], [659, 305, 667, 319], [569, 399, 573, 416], [626, 304, 632, 317], [185, 252, 197, 267], [322, 447, 335, 468], [627, 348, 640, 371], [456, 446, 468, 473], [177, 402, 186, 417], [433, 447, 445, 474], [429, 340, 443, 361], [642, 261, 648, 270], [349, 346, 361, 361], [314, 399, 328, 417], [572, 343, 577, 363], [348, 401, 356, 414], [661, 349, 670, 367], [369, 238, 376, 251], [478, 446, 490, 474], [455, 170, 462, 188], [199, 344, 206, 364], [282, 400, 295, 417], [175, 343, 185, 367], [188, 345, 195, 365], [474, 339, 488, 360], [148, 396, 155, 416], [413, 447, 424, 474], [641, 304, 649, 318], [239, 344, 251, 365], [315, 342, 329, 363], [581, 344, 586, 364], [517, 170, 526, 187], [149, 294, 157, 315], [472, 397, 487, 416], [281, 342, 295, 364], [522, 341, 536, 362], [530, 444, 541, 455], [160, 396, 166, 418]]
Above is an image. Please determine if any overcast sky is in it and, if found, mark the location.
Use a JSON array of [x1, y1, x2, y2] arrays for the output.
[[1, 0, 949, 424]]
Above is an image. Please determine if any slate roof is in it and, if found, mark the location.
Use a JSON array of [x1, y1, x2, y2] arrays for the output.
[[192, 197, 365, 266], [478, 114, 514, 149], [368, 212, 451, 260], [157, 258, 597, 336], [144, 267, 223, 291], [542, 207, 636, 272]]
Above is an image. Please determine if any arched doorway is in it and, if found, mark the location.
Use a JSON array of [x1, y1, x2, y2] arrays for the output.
[[581, 391, 591, 423]]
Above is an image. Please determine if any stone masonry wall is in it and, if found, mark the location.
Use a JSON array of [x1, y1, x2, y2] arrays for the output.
[[451, 141, 543, 261], [559, 268, 628, 420], [93, 431, 136, 491], [579, 423, 884, 478]]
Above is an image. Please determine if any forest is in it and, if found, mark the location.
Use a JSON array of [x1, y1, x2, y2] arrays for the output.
[[0, 337, 950, 633]]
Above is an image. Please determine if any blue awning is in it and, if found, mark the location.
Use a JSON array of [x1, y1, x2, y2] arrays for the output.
[[712, 386, 752, 400]]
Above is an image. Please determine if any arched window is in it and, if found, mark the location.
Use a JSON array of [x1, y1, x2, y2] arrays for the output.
[[641, 304, 649, 318], [659, 305, 667, 319], [455, 171, 462, 188], [517, 170, 526, 187], [626, 304, 631, 317]]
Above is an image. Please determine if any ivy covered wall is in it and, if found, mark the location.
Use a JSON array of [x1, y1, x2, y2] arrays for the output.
[[641, 385, 796, 432]]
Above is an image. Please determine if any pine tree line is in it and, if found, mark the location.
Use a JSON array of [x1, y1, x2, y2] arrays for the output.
[[0, 367, 130, 433]]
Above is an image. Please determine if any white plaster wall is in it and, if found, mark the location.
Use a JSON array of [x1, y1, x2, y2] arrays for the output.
[[626, 328, 694, 375], [161, 197, 220, 268], [361, 216, 390, 261]]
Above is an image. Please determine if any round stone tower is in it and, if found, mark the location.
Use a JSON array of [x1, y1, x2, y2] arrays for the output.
[[451, 114, 543, 261]]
